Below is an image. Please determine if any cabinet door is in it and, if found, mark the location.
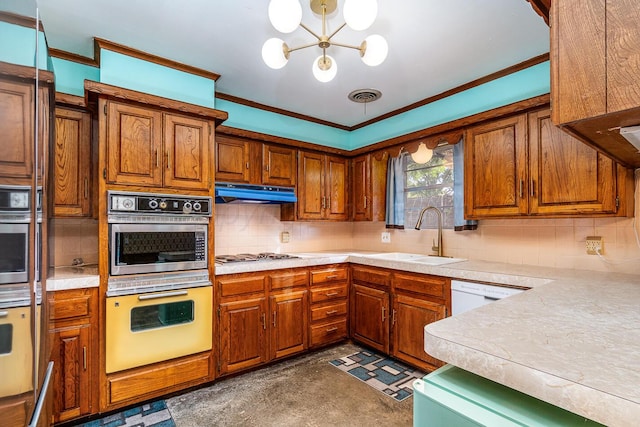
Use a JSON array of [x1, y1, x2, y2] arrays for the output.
[[50, 325, 91, 423], [352, 154, 371, 221], [263, 144, 296, 186], [106, 101, 163, 187], [392, 294, 445, 371], [528, 109, 617, 215], [53, 108, 91, 217], [269, 290, 308, 360], [215, 135, 251, 183], [551, 0, 606, 124], [371, 152, 388, 222], [0, 79, 33, 179], [298, 151, 325, 220], [219, 297, 268, 375], [163, 113, 211, 190], [350, 284, 389, 353], [464, 114, 528, 218], [325, 155, 348, 220], [606, 0, 640, 114]]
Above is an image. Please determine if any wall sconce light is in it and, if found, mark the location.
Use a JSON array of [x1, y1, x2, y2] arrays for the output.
[[411, 142, 433, 164]]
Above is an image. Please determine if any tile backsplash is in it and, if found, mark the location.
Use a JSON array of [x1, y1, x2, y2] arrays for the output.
[[216, 204, 640, 275], [51, 204, 640, 275]]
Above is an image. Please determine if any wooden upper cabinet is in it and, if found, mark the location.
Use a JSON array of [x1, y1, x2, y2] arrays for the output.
[[262, 144, 296, 187], [53, 107, 91, 217], [215, 135, 251, 183], [352, 154, 371, 221], [163, 113, 211, 190], [105, 100, 211, 191], [297, 151, 348, 221], [106, 100, 163, 187], [466, 109, 628, 219], [528, 109, 617, 215], [214, 136, 296, 187], [325, 155, 348, 220], [297, 151, 325, 220], [464, 114, 528, 218], [0, 78, 33, 180], [552, 0, 640, 124]]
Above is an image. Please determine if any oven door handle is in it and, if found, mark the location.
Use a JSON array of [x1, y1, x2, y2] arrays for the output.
[[138, 290, 189, 301]]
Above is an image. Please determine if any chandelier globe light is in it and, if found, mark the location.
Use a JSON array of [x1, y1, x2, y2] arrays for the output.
[[263, 0, 388, 82], [411, 142, 433, 164]]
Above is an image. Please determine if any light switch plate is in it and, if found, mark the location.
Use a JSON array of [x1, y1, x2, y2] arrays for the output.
[[281, 231, 290, 243]]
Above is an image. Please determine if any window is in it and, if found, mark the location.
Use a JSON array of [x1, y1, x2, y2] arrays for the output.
[[404, 144, 454, 229]]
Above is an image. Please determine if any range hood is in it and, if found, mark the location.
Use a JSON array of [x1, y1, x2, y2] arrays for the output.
[[215, 182, 297, 204]]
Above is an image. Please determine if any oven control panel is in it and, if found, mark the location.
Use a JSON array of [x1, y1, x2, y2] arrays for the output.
[[108, 191, 212, 216]]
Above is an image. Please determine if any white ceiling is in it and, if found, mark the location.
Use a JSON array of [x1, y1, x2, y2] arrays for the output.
[[35, 0, 549, 128]]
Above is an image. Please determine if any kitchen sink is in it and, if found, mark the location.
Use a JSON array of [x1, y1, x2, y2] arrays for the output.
[[410, 256, 467, 266]]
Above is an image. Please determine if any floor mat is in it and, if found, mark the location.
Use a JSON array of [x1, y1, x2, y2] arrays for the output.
[[329, 350, 424, 402], [75, 400, 175, 427]]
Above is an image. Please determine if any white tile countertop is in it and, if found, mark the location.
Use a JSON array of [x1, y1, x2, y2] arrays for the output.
[[216, 251, 640, 426], [47, 266, 99, 291]]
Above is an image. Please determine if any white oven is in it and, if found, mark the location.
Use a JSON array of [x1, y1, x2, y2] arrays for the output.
[[105, 285, 212, 373], [0, 304, 34, 397]]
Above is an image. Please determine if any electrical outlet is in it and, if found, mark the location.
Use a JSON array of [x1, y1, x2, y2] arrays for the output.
[[586, 236, 602, 255], [381, 231, 391, 243]]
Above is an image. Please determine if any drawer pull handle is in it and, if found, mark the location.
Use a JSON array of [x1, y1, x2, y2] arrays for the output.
[[326, 310, 338, 315], [0, 311, 8, 318], [326, 327, 339, 333], [325, 292, 339, 297], [325, 275, 338, 279], [138, 290, 188, 301]]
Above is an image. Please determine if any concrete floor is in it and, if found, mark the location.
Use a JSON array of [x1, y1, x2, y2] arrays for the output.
[[166, 343, 415, 427]]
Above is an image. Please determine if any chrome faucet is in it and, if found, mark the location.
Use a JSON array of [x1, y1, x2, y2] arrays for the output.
[[414, 206, 443, 257]]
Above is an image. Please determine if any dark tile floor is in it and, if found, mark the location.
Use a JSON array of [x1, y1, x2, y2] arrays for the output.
[[166, 343, 414, 426]]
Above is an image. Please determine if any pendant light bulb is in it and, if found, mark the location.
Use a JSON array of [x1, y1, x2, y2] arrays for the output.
[[344, 0, 378, 31], [262, 38, 289, 69], [411, 142, 433, 164], [268, 0, 302, 33], [361, 34, 388, 66], [312, 55, 337, 82]]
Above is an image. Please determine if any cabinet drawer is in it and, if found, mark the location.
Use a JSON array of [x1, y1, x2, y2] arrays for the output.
[[351, 266, 390, 288], [310, 266, 348, 284], [311, 301, 348, 322], [218, 275, 266, 297], [394, 273, 446, 298], [310, 318, 347, 347], [270, 270, 309, 290], [310, 284, 348, 303], [48, 289, 93, 321]]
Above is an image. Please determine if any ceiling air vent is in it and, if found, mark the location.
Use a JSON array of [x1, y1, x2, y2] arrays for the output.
[[348, 89, 382, 103]]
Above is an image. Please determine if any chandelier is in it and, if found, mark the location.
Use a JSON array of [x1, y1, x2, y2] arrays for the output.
[[262, 0, 389, 82]]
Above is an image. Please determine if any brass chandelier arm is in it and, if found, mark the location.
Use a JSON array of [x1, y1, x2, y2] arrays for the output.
[[327, 22, 347, 40], [330, 41, 365, 53], [299, 22, 321, 40], [286, 41, 320, 53]]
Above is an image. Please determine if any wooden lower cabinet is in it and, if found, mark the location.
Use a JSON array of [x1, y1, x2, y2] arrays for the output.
[[48, 288, 97, 424], [219, 297, 268, 374], [350, 265, 450, 372], [392, 294, 446, 371], [351, 284, 390, 353], [309, 265, 349, 348], [270, 290, 308, 359], [216, 269, 309, 377]]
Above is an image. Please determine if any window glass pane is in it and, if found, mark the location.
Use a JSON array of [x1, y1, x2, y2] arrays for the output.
[[131, 300, 194, 332], [404, 145, 454, 229]]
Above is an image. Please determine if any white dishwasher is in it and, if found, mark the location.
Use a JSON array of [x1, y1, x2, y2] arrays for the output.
[[451, 280, 524, 316]]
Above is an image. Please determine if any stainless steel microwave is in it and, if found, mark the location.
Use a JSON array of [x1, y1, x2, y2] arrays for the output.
[[110, 223, 208, 276]]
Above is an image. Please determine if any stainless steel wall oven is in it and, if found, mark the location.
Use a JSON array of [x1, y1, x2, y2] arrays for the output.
[[0, 186, 31, 285]]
